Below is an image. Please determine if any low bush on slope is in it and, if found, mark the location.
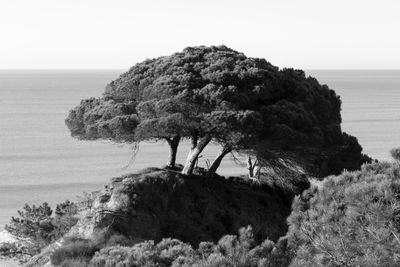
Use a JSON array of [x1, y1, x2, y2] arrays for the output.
[[286, 161, 400, 266], [52, 226, 289, 267], [0, 200, 79, 262]]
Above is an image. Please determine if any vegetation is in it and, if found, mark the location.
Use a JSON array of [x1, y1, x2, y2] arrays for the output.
[[6, 160, 400, 266], [49, 226, 288, 267], [50, 231, 134, 266], [66, 45, 367, 177], [91, 167, 298, 247], [286, 161, 400, 266], [5, 201, 78, 245], [7, 45, 386, 266], [42, 161, 400, 267], [390, 147, 400, 161], [0, 201, 79, 260]]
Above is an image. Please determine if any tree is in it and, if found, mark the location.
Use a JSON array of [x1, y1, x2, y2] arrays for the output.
[[4, 201, 78, 249], [66, 45, 367, 177], [5, 202, 54, 243]]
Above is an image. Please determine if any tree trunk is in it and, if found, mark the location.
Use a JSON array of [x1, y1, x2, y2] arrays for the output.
[[207, 147, 232, 175], [181, 135, 212, 175], [165, 135, 180, 168], [247, 156, 259, 178], [254, 165, 261, 177]]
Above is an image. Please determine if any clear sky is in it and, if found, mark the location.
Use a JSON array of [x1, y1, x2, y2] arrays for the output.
[[0, 0, 399, 69]]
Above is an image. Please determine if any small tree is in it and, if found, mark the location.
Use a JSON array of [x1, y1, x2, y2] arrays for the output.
[[5, 203, 54, 243], [4, 201, 78, 251]]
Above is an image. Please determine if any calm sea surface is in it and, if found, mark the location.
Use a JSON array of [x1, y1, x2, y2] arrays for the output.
[[1, 70, 400, 229]]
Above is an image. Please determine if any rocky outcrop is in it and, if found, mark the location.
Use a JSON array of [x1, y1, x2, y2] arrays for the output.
[[92, 168, 305, 245], [25, 167, 309, 266]]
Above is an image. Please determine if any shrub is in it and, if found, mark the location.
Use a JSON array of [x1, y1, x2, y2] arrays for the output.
[[286, 161, 400, 266], [5, 202, 54, 243], [5, 201, 78, 245], [59, 258, 88, 267], [50, 237, 99, 266], [55, 200, 78, 217], [50, 231, 136, 266], [2, 200, 79, 262], [88, 226, 286, 267], [390, 148, 400, 161]]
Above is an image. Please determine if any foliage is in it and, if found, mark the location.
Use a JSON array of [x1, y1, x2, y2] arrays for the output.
[[50, 231, 134, 266], [66, 45, 367, 176], [27, 161, 400, 266], [51, 237, 100, 266], [65, 98, 138, 142], [0, 241, 38, 262], [285, 161, 400, 266], [390, 147, 400, 161], [93, 168, 293, 247], [5, 202, 54, 245], [3, 201, 79, 257], [87, 226, 288, 267]]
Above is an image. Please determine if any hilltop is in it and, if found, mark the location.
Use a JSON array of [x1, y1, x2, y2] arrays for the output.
[[25, 167, 309, 266], [18, 160, 400, 266]]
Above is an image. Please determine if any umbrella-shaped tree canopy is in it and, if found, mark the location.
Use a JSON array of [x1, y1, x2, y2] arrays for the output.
[[66, 45, 368, 176]]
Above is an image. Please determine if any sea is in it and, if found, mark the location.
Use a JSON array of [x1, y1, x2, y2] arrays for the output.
[[0, 69, 400, 231]]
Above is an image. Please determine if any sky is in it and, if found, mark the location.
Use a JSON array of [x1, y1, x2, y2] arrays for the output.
[[0, 0, 399, 69]]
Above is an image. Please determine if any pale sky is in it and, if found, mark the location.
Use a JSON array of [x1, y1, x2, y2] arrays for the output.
[[0, 0, 399, 69]]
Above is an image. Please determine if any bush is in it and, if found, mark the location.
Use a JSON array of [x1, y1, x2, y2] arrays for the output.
[[2, 200, 79, 262], [286, 161, 400, 266], [50, 231, 135, 266], [89, 238, 194, 267], [88, 226, 287, 267], [5, 202, 54, 244], [5, 201, 78, 245], [50, 237, 99, 266], [390, 148, 400, 161], [59, 258, 88, 267]]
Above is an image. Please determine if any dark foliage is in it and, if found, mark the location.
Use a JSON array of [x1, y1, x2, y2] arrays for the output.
[[50, 227, 288, 267], [66, 45, 367, 176], [3, 201, 79, 256], [44, 162, 400, 266], [390, 147, 400, 161], [93, 168, 297, 248], [50, 231, 134, 266], [65, 98, 139, 142], [285, 161, 400, 266]]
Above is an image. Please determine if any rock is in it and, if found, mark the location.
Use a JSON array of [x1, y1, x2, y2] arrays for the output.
[[25, 167, 308, 266], [93, 168, 298, 245]]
